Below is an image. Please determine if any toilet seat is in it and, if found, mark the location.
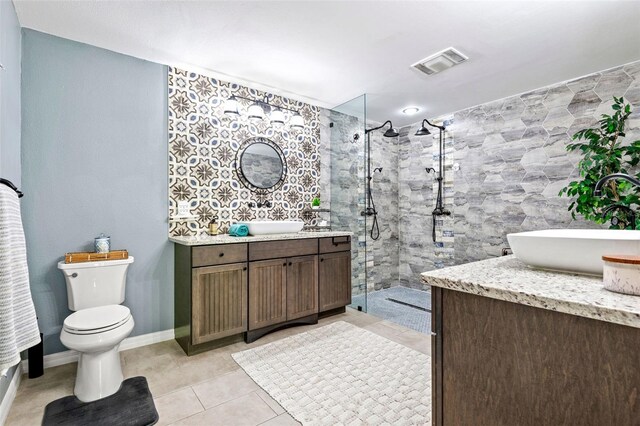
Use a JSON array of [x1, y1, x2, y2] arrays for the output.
[[63, 304, 131, 335]]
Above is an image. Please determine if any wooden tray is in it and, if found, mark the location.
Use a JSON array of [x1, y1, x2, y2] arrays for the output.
[[65, 250, 129, 264]]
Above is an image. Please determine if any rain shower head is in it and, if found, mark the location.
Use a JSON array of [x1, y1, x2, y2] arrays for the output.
[[383, 127, 400, 137], [415, 119, 431, 136], [366, 120, 399, 138], [415, 118, 445, 136]]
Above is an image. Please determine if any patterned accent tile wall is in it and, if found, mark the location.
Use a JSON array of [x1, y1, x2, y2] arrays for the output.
[[168, 67, 321, 236]]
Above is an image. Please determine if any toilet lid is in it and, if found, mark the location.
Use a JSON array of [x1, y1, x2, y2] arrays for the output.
[[64, 305, 131, 334]]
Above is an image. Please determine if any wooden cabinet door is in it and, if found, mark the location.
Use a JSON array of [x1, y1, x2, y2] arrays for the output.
[[192, 263, 247, 345], [248, 259, 287, 330], [286, 255, 319, 320], [319, 251, 352, 312]]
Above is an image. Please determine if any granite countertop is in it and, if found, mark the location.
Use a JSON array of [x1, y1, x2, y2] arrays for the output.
[[422, 255, 640, 329], [169, 231, 353, 246]]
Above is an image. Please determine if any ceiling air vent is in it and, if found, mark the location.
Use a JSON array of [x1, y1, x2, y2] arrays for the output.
[[412, 47, 468, 76]]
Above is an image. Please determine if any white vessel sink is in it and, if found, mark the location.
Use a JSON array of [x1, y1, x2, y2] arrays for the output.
[[243, 220, 304, 236], [508, 229, 640, 275]]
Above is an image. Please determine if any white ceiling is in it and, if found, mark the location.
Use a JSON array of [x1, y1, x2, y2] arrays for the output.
[[13, 0, 640, 126]]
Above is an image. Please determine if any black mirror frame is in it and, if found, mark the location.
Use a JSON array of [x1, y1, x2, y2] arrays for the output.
[[235, 137, 288, 194]]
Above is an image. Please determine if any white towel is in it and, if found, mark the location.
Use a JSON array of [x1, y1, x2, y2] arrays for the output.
[[0, 184, 40, 372]]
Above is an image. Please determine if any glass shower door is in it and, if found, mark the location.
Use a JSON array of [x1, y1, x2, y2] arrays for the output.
[[328, 94, 367, 312]]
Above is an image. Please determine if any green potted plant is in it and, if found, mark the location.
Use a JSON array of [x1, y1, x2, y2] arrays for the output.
[[559, 96, 640, 229], [311, 197, 321, 210]]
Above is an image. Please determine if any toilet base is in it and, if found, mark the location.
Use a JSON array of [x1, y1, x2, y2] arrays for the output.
[[75, 344, 124, 402]]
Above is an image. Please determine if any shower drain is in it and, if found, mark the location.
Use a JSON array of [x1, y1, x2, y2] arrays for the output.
[[385, 298, 431, 312]]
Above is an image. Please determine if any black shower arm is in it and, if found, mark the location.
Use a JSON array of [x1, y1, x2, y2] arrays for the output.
[[365, 120, 393, 134], [420, 119, 446, 131]]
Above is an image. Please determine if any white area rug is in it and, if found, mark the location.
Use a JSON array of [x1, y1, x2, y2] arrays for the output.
[[232, 321, 431, 425]]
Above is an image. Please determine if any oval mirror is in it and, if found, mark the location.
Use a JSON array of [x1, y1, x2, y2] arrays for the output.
[[239, 140, 286, 190]]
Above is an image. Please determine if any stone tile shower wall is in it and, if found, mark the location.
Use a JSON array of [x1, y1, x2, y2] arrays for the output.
[[322, 111, 400, 293], [451, 61, 640, 265], [324, 110, 365, 294], [397, 60, 640, 290], [398, 121, 455, 289], [168, 67, 321, 236], [366, 125, 400, 291]]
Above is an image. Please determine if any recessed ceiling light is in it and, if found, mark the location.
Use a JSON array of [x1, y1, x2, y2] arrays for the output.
[[402, 107, 420, 115]]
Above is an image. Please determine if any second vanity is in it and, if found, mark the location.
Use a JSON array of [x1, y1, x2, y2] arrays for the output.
[[423, 256, 640, 425], [171, 232, 352, 355]]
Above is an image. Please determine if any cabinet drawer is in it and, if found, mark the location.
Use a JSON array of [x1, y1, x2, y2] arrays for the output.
[[249, 239, 318, 261], [319, 236, 351, 253], [192, 244, 247, 267]]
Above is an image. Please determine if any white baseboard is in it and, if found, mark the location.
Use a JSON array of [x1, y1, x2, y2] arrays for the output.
[[21, 328, 175, 375], [0, 364, 22, 425]]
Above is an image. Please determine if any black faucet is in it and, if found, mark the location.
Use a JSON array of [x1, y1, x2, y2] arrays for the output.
[[248, 201, 272, 208], [594, 173, 640, 229], [593, 173, 640, 196], [601, 204, 637, 229]]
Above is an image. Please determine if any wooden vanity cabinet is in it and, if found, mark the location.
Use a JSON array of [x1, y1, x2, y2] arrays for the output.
[[318, 237, 352, 313], [286, 255, 319, 320], [192, 263, 247, 345], [247, 255, 318, 331], [175, 243, 249, 355], [248, 259, 288, 330], [319, 251, 351, 312], [175, 235, 351, 354]]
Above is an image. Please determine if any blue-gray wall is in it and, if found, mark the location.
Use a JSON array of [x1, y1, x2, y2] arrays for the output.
[[21, 30, 173, 355], [0, 0, 22, 404], [0, 0, 21, 186]]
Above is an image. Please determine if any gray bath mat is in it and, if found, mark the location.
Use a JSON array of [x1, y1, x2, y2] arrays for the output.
[[42, 376, 158, 426]]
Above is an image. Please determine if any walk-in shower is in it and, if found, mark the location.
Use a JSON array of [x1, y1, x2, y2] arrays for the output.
[[328, 94, 437, 334]]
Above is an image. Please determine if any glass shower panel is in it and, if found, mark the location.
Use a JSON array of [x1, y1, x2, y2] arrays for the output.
[[328, 94, 367, 312]]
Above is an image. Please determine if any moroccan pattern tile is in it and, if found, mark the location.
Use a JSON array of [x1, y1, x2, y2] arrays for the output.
[[168, 67, 321, 236]]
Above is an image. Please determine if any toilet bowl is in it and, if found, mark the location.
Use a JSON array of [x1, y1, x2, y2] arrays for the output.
[[58, 257, 135, 402], [60, 305, 134, 402]]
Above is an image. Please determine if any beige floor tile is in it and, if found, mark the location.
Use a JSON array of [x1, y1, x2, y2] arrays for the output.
[[259, 413, 301, 425], [8, 311, 426, 426], [379, 319, 414, 333], [341, 308, 383, 328], [170, 392, 276, 426], [144, 350, 239, 398], [192, 370, 260, 409], [121, 340, 185, 368], [362, 321, 405, 340], [5, 405, 45, 426], [154, 387, 205, 426], [255, 389, 285, 415], [9, 368, 75, 423]]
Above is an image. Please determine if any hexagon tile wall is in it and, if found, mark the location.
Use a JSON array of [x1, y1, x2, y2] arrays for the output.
[[398, 60, 640, 289]]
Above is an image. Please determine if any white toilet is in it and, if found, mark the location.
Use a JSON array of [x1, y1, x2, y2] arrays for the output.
[[57, 257, 135, 402]]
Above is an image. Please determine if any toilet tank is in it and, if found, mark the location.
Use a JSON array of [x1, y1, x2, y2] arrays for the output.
[[57, 257, 135, 311]]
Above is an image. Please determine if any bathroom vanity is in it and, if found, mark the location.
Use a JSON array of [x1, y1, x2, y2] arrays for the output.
[[423, 256, 640, 426], [171, 232, 352, 355]]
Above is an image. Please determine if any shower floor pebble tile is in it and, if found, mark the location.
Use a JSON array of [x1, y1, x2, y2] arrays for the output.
[[6, 308, 430, 426]]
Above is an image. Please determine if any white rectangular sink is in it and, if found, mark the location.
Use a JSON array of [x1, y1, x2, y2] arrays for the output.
[[507, 229, 640, 275], [243, 220, 304, 236]]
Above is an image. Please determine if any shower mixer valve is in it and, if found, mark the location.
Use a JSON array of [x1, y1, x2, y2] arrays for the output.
[[361, 207, 377, 217]]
